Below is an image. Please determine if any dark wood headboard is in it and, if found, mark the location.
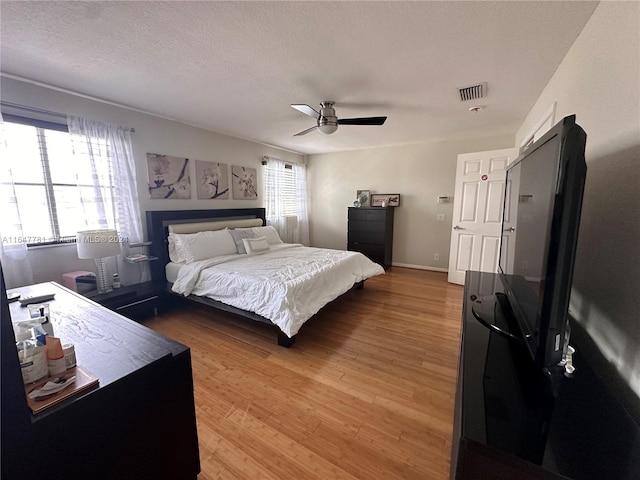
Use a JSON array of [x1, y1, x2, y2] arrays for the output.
[[145, 208, 266, 283]]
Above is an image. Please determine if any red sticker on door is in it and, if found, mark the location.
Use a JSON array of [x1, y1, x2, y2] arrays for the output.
[[481, 174, 488, 181]]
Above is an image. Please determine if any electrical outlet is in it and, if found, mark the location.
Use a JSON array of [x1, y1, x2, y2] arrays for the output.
[[434, 253, 440, 261]]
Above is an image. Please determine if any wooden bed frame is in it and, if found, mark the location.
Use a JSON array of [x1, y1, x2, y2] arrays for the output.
[[146, 208, 364, 347], [145, 208, 296, 345]]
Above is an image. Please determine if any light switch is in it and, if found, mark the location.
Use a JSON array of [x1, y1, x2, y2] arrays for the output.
[[436, 213, 446, 222]]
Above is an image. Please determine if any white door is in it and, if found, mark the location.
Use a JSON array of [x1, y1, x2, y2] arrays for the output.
[[448, 148, 520, 285], [499, 164, 522, 276]]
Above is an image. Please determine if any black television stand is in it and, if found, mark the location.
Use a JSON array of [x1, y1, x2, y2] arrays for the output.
[[451, 271, 640, 480]]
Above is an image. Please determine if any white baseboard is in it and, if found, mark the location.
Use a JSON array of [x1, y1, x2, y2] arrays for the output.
[[391, 262, 448, 273]]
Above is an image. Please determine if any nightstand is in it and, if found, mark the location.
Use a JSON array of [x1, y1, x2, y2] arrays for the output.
[[86, 281, 165, 319]]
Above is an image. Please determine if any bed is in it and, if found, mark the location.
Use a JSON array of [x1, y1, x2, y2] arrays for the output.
[[146, 208, 384, 346]]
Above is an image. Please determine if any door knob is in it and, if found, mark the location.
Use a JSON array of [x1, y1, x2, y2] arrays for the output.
[[453, 225, 465, 230], [503, 227, 516, 232]]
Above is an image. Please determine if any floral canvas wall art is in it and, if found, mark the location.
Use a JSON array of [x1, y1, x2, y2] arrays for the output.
[[232, 165, 258, 200], [195, 160, 229, 199], [147, 153, 191, 199]]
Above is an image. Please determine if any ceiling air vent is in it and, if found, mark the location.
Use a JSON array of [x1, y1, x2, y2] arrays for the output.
[[458, 82, 487, 102]]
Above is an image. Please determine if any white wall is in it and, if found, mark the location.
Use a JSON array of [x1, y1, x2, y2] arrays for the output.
[[1, 77, 304, 286], [517, 2, 640, 397], [307, 135, 514, 269]]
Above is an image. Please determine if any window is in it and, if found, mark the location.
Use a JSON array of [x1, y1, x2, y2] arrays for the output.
[[263, 162, 297, 216], [262, 156, 309, 245], [1, 117, 116, 246]]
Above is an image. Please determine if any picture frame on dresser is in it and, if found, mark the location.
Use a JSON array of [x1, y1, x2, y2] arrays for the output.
[[356, 190, 370, 207], [371, 194, 400, 207]]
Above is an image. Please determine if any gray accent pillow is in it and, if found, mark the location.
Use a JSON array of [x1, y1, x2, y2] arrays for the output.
[[229, 229, 257, 254]]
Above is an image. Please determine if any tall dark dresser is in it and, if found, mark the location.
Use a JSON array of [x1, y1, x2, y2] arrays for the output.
[[347, 207, 394, 269]]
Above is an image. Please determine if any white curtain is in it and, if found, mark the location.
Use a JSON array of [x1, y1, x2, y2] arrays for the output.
[[291, 161, 310, 246], [0, 166, 34, 287], [262, 156, 310, 245], [68, 116, 149, 285], [0, 121, 34, 288], [263, 156, 286, 236]]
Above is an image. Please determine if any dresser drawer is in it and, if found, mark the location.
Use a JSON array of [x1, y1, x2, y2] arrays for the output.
[[114, 295, 160, 319], [348, 243, 386, 268], [348, 208, 387, 222], [348, 220, 386, 234], [348, 242, 385, 257], [348, 230, 386, 245], [88, 281, 163, 320]]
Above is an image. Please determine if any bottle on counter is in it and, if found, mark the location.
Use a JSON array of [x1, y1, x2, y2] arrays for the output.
[[112, 273, 121, 289], [16, 332, 48, 384]]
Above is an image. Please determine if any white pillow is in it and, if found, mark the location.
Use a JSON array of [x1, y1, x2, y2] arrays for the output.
[[169, 229, 237, 263], [242, 236, 270, 254], [168, 233, 187, 263], [228, 229, 257, 254], [252, 225, 283, 245]]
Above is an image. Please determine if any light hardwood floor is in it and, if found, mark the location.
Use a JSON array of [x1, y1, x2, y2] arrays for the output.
[[144, 267, 464, 480]]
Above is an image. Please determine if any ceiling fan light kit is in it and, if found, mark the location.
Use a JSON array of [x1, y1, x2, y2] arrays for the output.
[[317, 102, 338, 134], [291, 101, 387, 136], [318, 123, 338, 135]]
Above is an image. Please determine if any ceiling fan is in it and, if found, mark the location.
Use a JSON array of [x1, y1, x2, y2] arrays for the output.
[[291, 101, 387, 136]]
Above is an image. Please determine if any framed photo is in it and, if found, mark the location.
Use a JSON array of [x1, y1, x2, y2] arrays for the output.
[[356, 189, 370, 207], [146, 153, 191, 199], [371, 194, 400, 207], [231, 165, 258, 199], [195, 160, 229, 199]]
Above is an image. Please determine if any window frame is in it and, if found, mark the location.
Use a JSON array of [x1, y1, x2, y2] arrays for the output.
[[1, 115, 109, 247]]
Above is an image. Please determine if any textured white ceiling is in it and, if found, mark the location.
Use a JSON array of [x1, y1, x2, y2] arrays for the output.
[[0, 1, 597, 155]]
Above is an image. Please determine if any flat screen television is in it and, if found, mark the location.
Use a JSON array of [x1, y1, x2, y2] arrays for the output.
[[497, 114, 587, 370]]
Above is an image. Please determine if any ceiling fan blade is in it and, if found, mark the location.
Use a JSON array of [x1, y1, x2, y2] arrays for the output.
[[338, 116, 387, 126], [293, 125, 318, 136], [291, 104, 319, 118]]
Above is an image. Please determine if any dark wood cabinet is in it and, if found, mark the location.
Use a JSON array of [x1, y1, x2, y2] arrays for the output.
[[1, 280, 200, 480], [452, 271, 640, 480], [347, 207, 394, 269]]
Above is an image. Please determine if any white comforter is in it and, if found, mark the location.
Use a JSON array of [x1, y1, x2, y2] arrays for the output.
[[171, 244, 384, 337]]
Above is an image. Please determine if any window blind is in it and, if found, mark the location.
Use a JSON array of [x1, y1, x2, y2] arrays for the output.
[[262, 161, 297, 216]]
